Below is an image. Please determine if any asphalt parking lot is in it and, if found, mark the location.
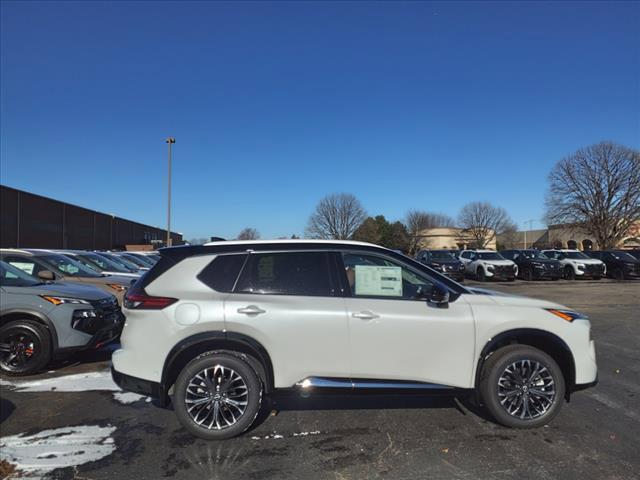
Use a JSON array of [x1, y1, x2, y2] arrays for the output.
[[1, 278, 639, 480]]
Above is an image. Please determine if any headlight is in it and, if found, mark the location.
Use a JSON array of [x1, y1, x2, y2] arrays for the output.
[[545, 308, 588, 322], [106, 283, 127, 293], [625, 263, 635, 269], [487, 264, 495, 270], [532, 262, 543, 268], [577, 264, 585, 270], [41, 295, 90, 305]]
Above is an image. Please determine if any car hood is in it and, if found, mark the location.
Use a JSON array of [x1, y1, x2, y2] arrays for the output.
[[467, 287, 566, 309], [476, 259, 514, 266], [430, 259, 461, 265], [63, 275, 136, 286], [562, 258, 603, 265], [14, 282, 114, 301]]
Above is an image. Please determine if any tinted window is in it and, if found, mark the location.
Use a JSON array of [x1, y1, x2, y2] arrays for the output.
[[460, 252, 471, 259], [2, 256, 48, 277], [501, 251, 514, 259], [235, 252, 332, 297], [198, 254, 247, 293], [342, 253, 433, 300], [0, 261, 40, 287]]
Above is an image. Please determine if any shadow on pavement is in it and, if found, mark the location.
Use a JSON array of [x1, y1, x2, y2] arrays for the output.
[[0, 397, 16, 424]]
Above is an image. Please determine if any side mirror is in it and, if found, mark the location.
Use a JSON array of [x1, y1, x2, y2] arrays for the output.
[[428, 284, 450, 308], [37, 270, 55, 281]]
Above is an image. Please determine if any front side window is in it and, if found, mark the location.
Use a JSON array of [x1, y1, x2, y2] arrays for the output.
[[40, 254, 102, 278], [2, 256, 47, 277], [477, 252, 505, 260], [235, 252, 332, 297], [342, 253, 433, 300], [0, 261, 39, 287]]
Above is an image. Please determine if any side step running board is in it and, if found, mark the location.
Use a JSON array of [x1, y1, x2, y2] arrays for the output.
[[295, 377, 454, 390]]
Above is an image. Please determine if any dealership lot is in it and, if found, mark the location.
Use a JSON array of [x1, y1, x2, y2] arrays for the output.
[[1, 279, 639, 480]]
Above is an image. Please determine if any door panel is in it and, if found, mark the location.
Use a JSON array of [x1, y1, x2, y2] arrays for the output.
[[346, 296, 475, 388], [224, 293, 350, 388]]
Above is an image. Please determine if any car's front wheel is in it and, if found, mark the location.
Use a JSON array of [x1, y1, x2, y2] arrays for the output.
[[563, 266, 575, 280], [174, 352, 262, 440], [479, 345, 565, 428], [476, 268, 486, 282], [0, 320, 52, 375]]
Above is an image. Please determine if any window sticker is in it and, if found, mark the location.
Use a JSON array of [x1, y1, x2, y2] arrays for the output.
[[354, 265, 402, 297], [9, 262, 35, 275]]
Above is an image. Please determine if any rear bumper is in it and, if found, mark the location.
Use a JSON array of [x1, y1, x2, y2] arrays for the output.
[[111, 365, 168, 406]]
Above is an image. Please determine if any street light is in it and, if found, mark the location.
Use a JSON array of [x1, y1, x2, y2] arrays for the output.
[[166, 137, 175, 247]]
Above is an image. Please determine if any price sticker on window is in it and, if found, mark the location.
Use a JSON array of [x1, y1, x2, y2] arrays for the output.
[[354, 265, 402, 297]]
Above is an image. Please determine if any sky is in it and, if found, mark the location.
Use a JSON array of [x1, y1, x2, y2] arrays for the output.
[[1, 1, 639, 241]]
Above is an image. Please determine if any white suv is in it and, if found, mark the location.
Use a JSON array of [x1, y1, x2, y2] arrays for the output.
[[542, 249, 606, 280], [112, 240, 597, 439], [459, 249, 518, 281]]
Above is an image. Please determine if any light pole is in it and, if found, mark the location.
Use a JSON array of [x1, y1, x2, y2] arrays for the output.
[[166, 137, 175, 247]]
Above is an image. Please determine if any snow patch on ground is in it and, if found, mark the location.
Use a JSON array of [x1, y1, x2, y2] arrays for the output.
[[251, 431, 321, 440], [0, 370, 150, 404], [0, 425, 116, 477]]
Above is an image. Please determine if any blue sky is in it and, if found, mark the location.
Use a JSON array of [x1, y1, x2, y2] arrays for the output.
[[1, 1, 638, 240]]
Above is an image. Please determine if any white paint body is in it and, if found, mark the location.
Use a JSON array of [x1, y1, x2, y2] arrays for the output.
[[112, 242, 597, 391], [542, 249, 606, 277], [459, 249, 518, 279]]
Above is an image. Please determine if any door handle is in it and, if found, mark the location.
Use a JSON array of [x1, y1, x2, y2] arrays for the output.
[[352, 311, 379, 320], [237, 305, 266, 315]]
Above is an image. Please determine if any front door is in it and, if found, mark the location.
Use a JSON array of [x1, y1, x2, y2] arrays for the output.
[[339, 251, 475, 389]]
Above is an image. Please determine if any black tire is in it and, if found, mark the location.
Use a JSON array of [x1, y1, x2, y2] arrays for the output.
[[479, 345, 565, 428], [476, 268, 486, 282], [173, 352, 262, 440], [592, 276, 601, 281], [507, 277, 516, 282], [563, 266, 575, 281], [523, 268, 533, 281], [551, 277, 560, 281], [0, 320, 52, 375], [613, 269, 624, 281]]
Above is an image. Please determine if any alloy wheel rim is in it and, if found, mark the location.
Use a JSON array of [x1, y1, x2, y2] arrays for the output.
[[0, 331, 37, 370], [497, 359, 556, 420], [185, 365, 249, 430]]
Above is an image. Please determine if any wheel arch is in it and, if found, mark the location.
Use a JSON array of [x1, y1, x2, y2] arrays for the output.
[[0, 308, 58, 351], [474, 328, 576, 400], [161, 331, 275, 396]]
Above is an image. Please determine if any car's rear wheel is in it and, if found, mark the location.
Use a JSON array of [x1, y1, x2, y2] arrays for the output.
[[0, 320, 52, 375], [479, 345, 565, 428], [174, 352, 262, 440], [614, 269, 624, 281], [523, 268, 533, 281]]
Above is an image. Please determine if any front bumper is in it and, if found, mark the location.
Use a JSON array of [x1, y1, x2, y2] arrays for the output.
[[533, 268, 562, 279]]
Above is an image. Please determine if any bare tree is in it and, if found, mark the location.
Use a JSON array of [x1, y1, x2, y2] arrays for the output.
[[545, 142, 640, 250], [306, 193, 367, 239], [458, 202, 514, 248], [404, 210, 455, 255], [237, 227, 260, 240]]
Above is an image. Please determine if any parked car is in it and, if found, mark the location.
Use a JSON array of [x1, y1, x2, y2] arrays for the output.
[[627, 250, 640, 261], [109, 252, 153, 270], [541, 249, 606, 280], [56, 250, 142, 278], [112, 240, 597, 440], [458, 250, 517, 281], [415, 249, 465, 282], [0, 249, 134, 303], [0, 260, 123, 375], [585, 251, 640, 280], [500, 250, 562, 281], [94, 252, 147, 273]]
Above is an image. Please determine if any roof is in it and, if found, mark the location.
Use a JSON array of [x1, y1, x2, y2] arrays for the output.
[[203, 239, 378, 247]]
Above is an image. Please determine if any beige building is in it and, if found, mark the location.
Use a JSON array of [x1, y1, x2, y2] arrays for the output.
[[497, 222, 640, 251], [415, 227, 497, 251]]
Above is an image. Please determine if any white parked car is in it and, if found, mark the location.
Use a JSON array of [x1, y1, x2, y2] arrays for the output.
[[541, 249, 606, 280], [459, 249, 518, 281], [112, 240, 597, 439]]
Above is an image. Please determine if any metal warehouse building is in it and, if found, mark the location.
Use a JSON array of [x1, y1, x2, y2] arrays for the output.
[[0, 185, 182, 250]]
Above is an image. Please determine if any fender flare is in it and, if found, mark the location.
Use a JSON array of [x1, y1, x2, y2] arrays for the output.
[[0, 308, 59, 351]]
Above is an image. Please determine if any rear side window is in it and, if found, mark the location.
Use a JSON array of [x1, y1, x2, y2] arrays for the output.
[[235, 252, 332, 297], [198, 254, 247, 293]]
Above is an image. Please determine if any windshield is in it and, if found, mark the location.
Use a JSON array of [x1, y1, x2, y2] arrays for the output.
[[96, 253, 140, 271], [120, 253, 153, 268], [521, 250, 550, 260], [563, 251, 590, 260], [0, 261, 40, 287], [78, 253, 133, 273], [612, 251, 637, 261], [477, 252, 505, 260], [430, 251, 456, 260], [40, 254, 102, 277]]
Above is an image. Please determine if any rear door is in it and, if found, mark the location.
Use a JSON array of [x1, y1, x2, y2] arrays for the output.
[[339, 251, 475, 388], [223, 250, 350, 389]]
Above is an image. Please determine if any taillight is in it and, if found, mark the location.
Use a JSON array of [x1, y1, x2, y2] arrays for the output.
[[124, 285, 177, 310]]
